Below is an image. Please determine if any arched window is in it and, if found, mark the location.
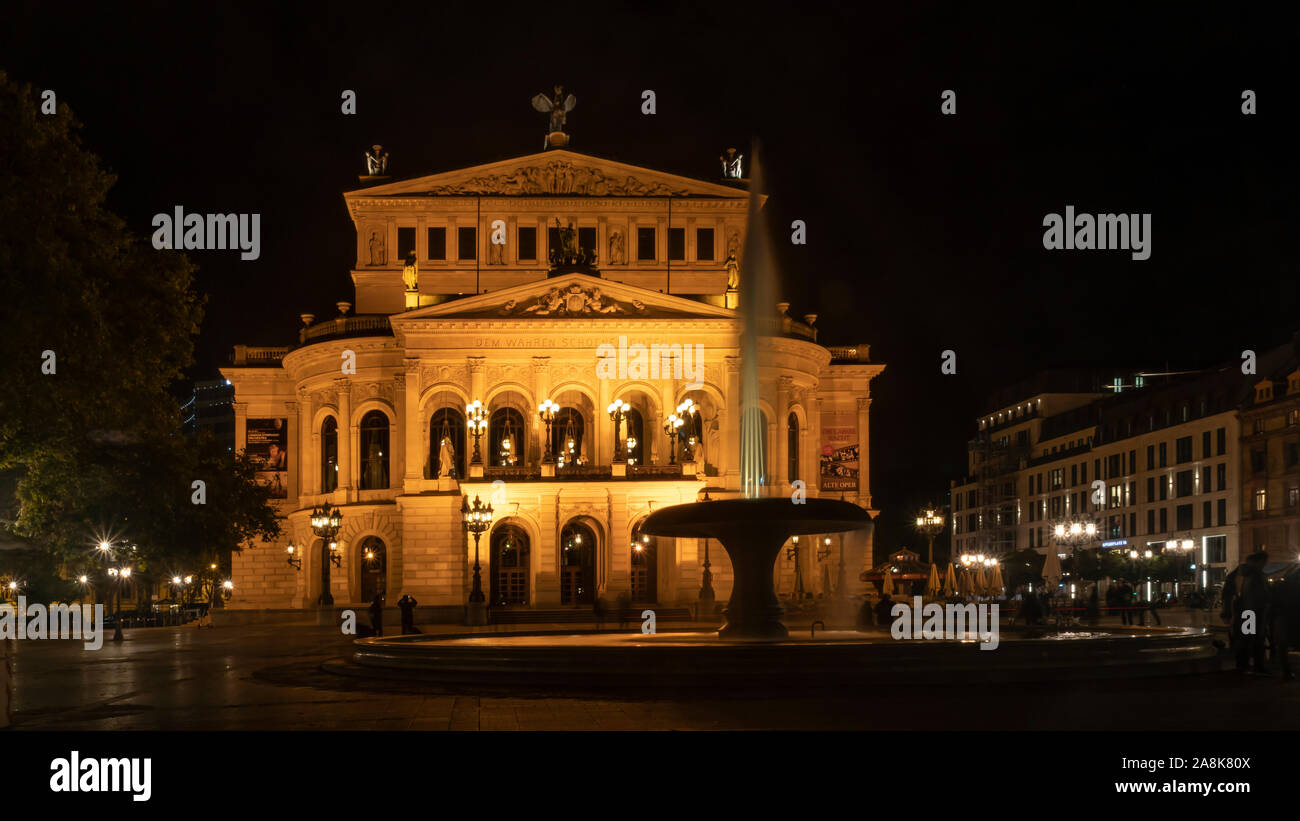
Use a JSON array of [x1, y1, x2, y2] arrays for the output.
[[490, 407, 525, 467], [630, 519, 657, 604], [320, 416, 338, 492], [360, 410, 390, 489], [560, 520, 596, 604], [624, 408, 644, 465], [430, 407, 466, 478], [787, 412, 799, 482], [552, 407, 585, 467], [359, 537, 387, 602]]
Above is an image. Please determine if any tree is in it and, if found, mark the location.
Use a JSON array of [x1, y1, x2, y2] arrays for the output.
[[0, 71, 202, 470]]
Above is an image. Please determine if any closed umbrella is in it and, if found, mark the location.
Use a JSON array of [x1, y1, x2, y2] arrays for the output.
[[881, 569, 895, 597], [958, 568, 972, 598], [943, 563, 958, 596], [974, 565, 989, 597], [1041, 549, 1062, 592], [989, 563, 1005, 596], [926, 563, 941, 596]]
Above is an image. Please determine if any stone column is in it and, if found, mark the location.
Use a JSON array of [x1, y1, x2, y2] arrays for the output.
[[233, 402, 248, 456], [533, 356, 550, 464], [297, 389, 314, 497], [392, 372, 406, 485], [775, 376, 791, 492], [334, 378, 353, 499], [723, 356, 741, 488], [597, 364, 612, 466], [857, 395, 872, 509], [404, 360, 422, 485]]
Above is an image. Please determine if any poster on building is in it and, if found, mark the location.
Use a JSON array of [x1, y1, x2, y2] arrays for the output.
[[246, 417, 288, 499], [820, 411, 858, 492]]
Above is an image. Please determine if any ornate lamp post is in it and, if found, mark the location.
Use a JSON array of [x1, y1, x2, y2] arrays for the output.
[[1051, 517, 1098, 595], [913, 506, 945, 564], [538, 399, 558, 463], [786, 536, 806, 599], [466, 399, 488, 466], [677, 399, 698, 461], [310, 502, 344, 607], [663, 412, 683, 464], [462, 495, 493, 625], [1165, 536, 1196, 596], [607, 399, 628, 463]]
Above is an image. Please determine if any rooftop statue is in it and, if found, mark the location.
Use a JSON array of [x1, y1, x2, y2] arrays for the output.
[[531, 85, 576, 148]]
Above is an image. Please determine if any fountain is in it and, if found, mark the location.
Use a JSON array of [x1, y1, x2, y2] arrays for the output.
[[643, 143, 872, 639]]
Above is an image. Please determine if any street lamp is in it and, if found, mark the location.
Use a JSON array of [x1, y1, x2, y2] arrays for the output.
[[607, 399, 629, 462], [913, 506, 945, 564], [462, 495, 493, 625], [786, 536, 806, 599], [538, 399, 558, 463], [466, 399, 487, 466], [663, 412, 684, 464], [310, 502, 344, 606], [1050, 516, 1099, 596], [286, 543, 302, 570], [676, 399, 698, 462]]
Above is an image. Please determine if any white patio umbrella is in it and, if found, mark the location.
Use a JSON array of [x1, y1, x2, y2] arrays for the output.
[[925, 563, 942, 596], [1041, 548, 1062, 592], [943, 563, 958, 596]]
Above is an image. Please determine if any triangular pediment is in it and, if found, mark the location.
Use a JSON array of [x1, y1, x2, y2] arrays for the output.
[[345, 150, 750, 199], [389, 273, 736, 322]]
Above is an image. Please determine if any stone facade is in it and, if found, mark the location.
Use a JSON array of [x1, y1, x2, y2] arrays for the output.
[[222, 149, 883, 611]]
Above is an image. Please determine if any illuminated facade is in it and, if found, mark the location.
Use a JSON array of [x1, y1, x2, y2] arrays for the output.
[[222, 147, 883, 614]]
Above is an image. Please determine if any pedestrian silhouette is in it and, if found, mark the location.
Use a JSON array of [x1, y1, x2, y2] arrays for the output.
[[369, 592, 385, 637], [397, 593, 419, 634]]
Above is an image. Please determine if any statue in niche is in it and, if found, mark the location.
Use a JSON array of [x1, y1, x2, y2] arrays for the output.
[[488, 238, 505, 265], [438, 437, 457, 479], [368, 230, 386, 266], [608, 230, 626, 265]]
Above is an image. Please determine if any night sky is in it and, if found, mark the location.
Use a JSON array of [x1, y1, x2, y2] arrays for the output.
[[5, 3, 1296, 554]]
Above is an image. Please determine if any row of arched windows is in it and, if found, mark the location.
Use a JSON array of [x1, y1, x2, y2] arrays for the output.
[[316, 406, 804, 490]]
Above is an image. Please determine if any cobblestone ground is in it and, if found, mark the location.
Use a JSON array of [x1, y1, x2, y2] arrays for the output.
[[8, 617, 1298, 731]]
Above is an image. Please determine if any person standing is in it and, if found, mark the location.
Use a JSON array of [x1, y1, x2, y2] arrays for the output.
[[1227, 552, 1270, 673], [397, 594, 418, 635], [369, 592, 385, 638]]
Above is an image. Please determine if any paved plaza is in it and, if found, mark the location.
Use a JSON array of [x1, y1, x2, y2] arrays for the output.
[[5, 614, 1299, 731]]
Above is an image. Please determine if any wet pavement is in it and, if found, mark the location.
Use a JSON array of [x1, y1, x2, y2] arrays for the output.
[[7, 619, 1298, 730]]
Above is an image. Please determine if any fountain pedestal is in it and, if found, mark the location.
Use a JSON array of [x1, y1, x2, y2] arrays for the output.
[[644, 497, 872, 639]]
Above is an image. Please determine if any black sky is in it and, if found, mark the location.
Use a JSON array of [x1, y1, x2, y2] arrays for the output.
[[5, 2, 1297, 554]]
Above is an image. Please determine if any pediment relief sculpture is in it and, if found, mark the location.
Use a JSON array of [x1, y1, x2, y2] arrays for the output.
[[498, 284, 648, 317], [425, 160, 691, 197]]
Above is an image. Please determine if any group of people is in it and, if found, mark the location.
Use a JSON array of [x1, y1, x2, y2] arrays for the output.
[[1221, 550, 1294, 680], [366, 593, 419, 637]]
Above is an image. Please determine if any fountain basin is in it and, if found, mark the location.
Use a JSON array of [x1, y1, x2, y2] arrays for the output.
[[642, 497, 872, 638]]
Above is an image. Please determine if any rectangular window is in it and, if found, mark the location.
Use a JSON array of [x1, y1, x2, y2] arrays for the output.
[[1070, 464, 1078, 486], [1109, 484, 1123, 509], [1251, 449, 1266, 474], [1128, 512, 1136, 536], [397, 227, 416, 261], [1286, 442, 1300, 468], [637, 227, 656, 260], [1129, 450, 1136, 475], [1217, 427, 1226, 456], [427, 227, 447, 260], [1081, 462, 1087, 485], [1128, 481, 1136, 506], [1202, 431, 1211, 459], [696, 227, 715, 261], [578, 227, 597, 258], [1146, 445, 1155, 470], [1159, 477, 1168, 501], [1175, 436, 1192, 464], [668, 227, 686, 261], [1217, 498, 1226, 527], [1176, 504, 1193, 530], [1160, 508, 1168, 531], [458, 226, 477, 260], [1216, 462, 1226, 490], [1094, 459, 1101, 481], [1049, 468, 1063, 490], [1146, 509, 1155, 534], [1037, 474, 1043, 494], [1107, 454, 1121, 478], [1289, 487, 1299, 510], [517, 227, 537, 261], [1159, 442, 1167, 468], [1207, 535, 1227, 563], [1146, 477, 1156, 503], [1202, 500, 1212, 528], [1175, 470, 1193, 497], [1254, 489, 1267, 512]]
